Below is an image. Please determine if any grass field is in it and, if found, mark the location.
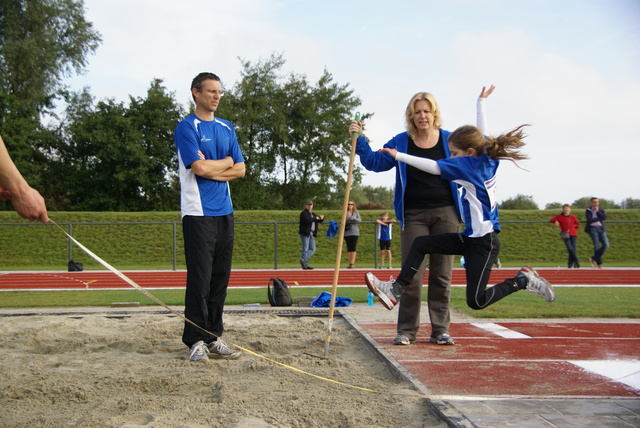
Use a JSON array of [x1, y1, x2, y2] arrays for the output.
[[1, 209, 639, 271], [1, 286, 639, 318]]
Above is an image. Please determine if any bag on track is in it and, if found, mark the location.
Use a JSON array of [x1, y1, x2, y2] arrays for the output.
[[68, 260, 84, 272]]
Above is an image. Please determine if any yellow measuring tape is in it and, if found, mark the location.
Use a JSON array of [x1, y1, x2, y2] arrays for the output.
[[51, 220, 387, 395], [50, 220, 639, 400]]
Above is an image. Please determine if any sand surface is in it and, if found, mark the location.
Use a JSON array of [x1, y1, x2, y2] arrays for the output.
[[0, 308, 445, 427]]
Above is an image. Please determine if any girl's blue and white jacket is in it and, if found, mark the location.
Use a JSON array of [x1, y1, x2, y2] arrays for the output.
[[438, 154, 501, 238]]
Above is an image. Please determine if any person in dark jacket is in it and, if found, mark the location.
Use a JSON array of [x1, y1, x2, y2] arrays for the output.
[[550, 204, 580, 268], [299, 200, 324, 269], [585, 197, 609, 269]]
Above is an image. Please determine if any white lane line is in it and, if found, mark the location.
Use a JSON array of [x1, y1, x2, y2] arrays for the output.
[[470, 322, 531, 339], [569, 360, 640, 390]]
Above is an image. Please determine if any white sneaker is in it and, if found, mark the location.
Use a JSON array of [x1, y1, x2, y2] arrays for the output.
[[393, 334, 411, 345], [430, 333, 455, 345], [517, 266, 555, 302], [364, 272, 399, 310], [189, 340, 209, 362], [208, 339, 241, 359]]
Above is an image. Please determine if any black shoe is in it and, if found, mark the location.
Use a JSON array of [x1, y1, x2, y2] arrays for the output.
[[574, 261, 580, 268], [300, 259, 307, 270], [305, 265, 314, 270]]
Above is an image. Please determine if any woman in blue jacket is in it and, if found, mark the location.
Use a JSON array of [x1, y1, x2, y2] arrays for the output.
[[349, 86, 493, 346]]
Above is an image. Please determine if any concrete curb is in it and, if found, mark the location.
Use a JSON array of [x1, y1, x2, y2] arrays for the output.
[[340, 310, 475, 428]]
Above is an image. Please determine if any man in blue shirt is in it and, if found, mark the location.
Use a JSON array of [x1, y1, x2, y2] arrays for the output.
[[174, 72, 245, 362]]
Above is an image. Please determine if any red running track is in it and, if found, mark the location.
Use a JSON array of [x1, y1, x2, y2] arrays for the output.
[[1, 268, 639, 290], [2, 268, 638, 399], [360, 321, 640, 397]]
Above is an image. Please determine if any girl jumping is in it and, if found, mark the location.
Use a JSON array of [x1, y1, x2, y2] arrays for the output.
[[365, 124, 555, 310]]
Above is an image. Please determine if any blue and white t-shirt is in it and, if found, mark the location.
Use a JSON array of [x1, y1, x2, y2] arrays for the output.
[[377, 221, 393, 241], [175, 114, 245, 217], [437, 154, 501, 237]]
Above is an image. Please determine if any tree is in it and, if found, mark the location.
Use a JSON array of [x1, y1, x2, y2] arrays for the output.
[[45, 80, 184, 210], [499, 194, 539, 210], [545, 202, 562, 210], [125, 80, 185, 210], [620, 198, 640, 209], [219, 53, 363, 209], [356, 184, 394, 209], [0, 0, 101, 188], [571, 196, 619, 210]]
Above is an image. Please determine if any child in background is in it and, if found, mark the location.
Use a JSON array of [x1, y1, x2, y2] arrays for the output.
[[365, 124, 555, 311], [376, 212, 397, 268]]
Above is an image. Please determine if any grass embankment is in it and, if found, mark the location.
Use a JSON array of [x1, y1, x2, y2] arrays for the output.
[[1, 210, 639, 270], [1, 210, 638, 316], [1, 287, 639, 318]]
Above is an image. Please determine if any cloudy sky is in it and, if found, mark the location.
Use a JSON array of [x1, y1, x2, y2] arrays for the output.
[[65, 0, 640, 208]]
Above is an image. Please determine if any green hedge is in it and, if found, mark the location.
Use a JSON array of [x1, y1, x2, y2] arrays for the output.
[[1, 210, 638, 270]]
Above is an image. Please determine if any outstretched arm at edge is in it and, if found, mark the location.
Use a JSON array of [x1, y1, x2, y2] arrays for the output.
[[0, 136, 49, 222]]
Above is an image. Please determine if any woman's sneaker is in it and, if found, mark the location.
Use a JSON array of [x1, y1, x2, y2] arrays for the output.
[[517, 266, 556, 302], [430, 333, 455, 345], [393, 334, 412, 346], [208, 339, 241, 359], [364, 272, 400, 310]]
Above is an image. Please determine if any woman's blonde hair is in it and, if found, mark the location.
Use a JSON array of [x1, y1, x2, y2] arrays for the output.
[[405, 92, 443, 139], [448, 124, 530, 166]]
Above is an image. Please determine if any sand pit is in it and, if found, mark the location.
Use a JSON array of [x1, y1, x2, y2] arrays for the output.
[[0, 309, 444, 427]]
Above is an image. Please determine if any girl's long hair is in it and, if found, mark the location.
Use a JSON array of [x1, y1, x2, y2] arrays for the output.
[[448, 124, 530, 166]]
